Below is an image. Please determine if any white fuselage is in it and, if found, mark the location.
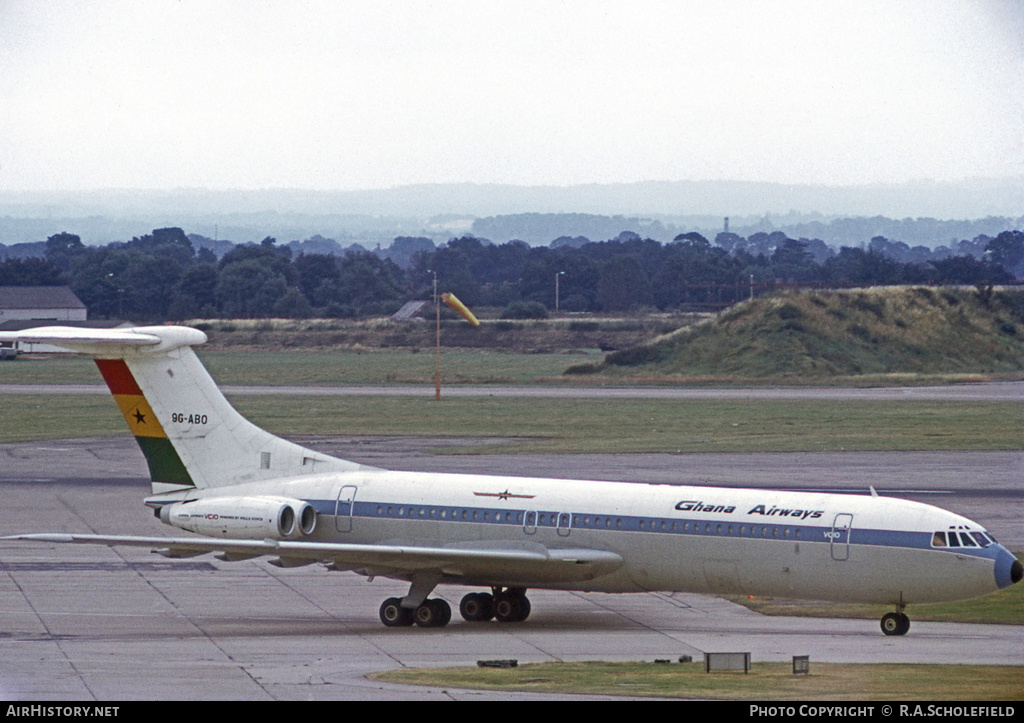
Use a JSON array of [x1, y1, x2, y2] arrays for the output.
[[165, 468, 1015, 607]]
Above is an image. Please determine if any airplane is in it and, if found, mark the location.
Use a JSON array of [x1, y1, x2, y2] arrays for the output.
[[0, 324, 1020, 636]]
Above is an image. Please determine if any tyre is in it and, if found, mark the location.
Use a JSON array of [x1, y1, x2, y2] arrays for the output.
[[881, 612, 910, 636], [460, 592, 494, 622], [380, 597, 414, 627], [415, 598, 452, 628], [494, 591, 530, 623]]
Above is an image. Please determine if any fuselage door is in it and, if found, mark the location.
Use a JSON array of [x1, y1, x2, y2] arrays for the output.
[[335, 485, 357, 533], [556, 511, 572, 537], [830, 513, 854, 561]]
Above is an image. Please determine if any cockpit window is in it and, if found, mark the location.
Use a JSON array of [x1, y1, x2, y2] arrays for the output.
[[933, 530, 994, 549], [958, 533, 977, 547], [971, 532, 992, 547]]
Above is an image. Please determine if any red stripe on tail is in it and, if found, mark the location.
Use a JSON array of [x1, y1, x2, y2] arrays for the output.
[[95, 358, 143, 396]]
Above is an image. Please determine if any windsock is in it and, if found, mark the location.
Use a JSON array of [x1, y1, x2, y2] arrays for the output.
[[441, 292, 480, 326]]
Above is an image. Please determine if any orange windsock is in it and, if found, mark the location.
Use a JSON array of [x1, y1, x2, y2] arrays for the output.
[[441, 292, 480, 326]]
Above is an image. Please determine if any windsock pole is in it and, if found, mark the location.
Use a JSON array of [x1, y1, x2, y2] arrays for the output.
[[435, 291, 441, 400], [434, 291, 479, 400]]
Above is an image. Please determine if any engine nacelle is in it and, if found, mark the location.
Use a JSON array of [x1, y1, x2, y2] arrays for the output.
[[160, 496, 317, 540]]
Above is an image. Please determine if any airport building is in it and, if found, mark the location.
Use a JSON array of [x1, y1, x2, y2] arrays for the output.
[[0, 286, 87, 324]]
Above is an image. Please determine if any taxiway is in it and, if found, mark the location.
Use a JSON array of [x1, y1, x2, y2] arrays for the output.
[[0, 436, 1020, 700]]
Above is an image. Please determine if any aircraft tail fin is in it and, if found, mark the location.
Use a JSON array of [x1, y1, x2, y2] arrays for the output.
[[2, 325, 369, 493]]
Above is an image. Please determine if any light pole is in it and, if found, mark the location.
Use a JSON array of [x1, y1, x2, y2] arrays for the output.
[[428, 270, 440, 400], [555, 270, 565, 312]]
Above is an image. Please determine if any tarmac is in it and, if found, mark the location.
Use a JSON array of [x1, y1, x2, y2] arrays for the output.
[[0, 436, 1021, 700]]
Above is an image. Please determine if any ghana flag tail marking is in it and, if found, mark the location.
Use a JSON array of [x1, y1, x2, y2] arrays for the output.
[[95, 358, 194, 488], [0, 325, 369, 494]]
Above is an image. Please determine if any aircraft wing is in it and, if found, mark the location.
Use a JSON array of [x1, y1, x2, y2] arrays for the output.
[[1, 533, 623, 585]]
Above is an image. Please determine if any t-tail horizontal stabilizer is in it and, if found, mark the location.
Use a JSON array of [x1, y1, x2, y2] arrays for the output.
[[0, 325, 371, 492]]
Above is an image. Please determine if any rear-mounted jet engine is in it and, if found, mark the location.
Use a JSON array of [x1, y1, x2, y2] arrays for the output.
[[160, 496, 316, 540]]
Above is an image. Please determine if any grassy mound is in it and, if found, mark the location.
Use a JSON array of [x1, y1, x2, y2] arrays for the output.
[[581, 287, 1024, 379]]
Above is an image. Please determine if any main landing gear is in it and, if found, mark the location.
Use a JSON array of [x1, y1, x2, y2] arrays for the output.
[[379, 596, 451, 628], [378, 587, 532, 628], [460, 588, 531, 623]]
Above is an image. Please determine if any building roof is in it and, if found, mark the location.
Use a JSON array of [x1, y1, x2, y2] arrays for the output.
[[391, 300, 432, 320], [0, 286, 86, 310], [0, 319, 130, 332]]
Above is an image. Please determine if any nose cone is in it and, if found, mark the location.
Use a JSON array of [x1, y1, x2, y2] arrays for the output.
[[995, 547, 1023, 590]]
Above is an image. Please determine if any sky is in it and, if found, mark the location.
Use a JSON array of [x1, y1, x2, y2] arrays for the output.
[[1, 0, 1022, 192]]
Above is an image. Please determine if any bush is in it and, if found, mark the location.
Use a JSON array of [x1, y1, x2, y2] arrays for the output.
[[501, 301, 549, 319], [605, 345, 664, 367]]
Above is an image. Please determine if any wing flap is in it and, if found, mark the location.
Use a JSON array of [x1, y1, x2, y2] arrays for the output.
[[2, 533, 623, 584]]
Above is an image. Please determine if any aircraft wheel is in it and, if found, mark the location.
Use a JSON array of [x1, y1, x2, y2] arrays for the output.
[[881, 612, 910, 636], [414, 598, 452, 628], [494, 591, 531, 623], [460, 592, 494, 622], [379, 597, 414, 627]]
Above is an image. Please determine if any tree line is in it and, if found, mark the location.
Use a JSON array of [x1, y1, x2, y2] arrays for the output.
[[0, 226, 1021, 322]]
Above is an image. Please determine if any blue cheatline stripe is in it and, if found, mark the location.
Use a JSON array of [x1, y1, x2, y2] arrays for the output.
[[304, 496, 1003, 563]]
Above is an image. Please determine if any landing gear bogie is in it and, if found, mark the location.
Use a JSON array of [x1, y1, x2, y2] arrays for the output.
[[460, 588, 531, 623], [459, 592, 495, 621], [379, 596, 452, 628]]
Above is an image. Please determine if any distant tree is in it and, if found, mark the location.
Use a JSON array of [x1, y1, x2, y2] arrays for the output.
[[413, 243, 479, 307], [125, 228, 195, 266], [169, 264, 219, 318], [597, 254, 653, 312], [673, 231, 710, 246], [821, 247, 911, 287], [215, 258, 289, 317], [771, 239, 818, 282], [986, 230, 1024, 279], [44, 232, 85, 271], [335, 254, 405, 314], [294, 253, 341, 307], [500, 300, 549, 319], [383, 236, 436, 269], [930, 256, 1010, 285], [652, 239, 738, 309], [714, 231, 744, 253], [0, 257, 67, 286], [272, 287, 313, 318]]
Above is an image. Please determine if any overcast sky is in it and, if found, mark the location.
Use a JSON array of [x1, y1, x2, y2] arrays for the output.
[[1, 0, 1022, 193]]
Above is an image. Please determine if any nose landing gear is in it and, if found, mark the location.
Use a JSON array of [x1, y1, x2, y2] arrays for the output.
[[880, 600, 911, 636], [880, 612, 910, 635]]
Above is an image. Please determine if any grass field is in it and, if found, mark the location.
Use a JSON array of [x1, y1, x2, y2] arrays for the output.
[[3, 392, 1022, 452], [0, 349, 601, 386], [372, 661, 1024, 700]]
